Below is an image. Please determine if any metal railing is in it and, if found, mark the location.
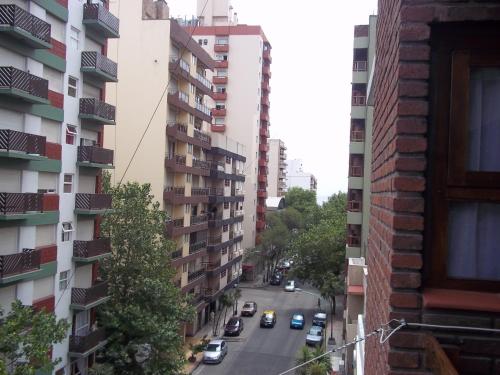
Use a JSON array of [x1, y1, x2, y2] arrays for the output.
[[347, 201, 362, 212], [350, 130, 365, 142], [73, 238, 111, 259], [0, 249, 40, 279], [79, 98, 115, 122], [189, 241, 207, 254], [83, 3, 119, 36], [0, 66, 48, 99], [71, 281, 108, 306], [188, 268, 205, 282], [77, 145, 113, 165], [75, 193, 112, 210], [0, 192, 43, 214], [166, 154, 186, 165], [69, 328, 106, 354], [195, 102, 211, 116], [193, 129, 211, 144], [0, 4, 51, 44], [81, 51, 117, 79], [171, 248, 182, 259], [349, 166, 363, 177], [164, 186, 185, 195], [191, 215, 208, 225], [167, 218, 184, 228], [352, 96, 366, 106], [167, 122, 187, 134], [192, 159, 210, 169], [353, 61, 368, 71], [0, 129, 46, 155], [191, 187, 209, 196], [208, 187, 224, 196], [196, 73, 211, 90]]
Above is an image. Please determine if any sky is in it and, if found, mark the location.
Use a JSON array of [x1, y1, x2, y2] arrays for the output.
[[167, 0, 378, 203]]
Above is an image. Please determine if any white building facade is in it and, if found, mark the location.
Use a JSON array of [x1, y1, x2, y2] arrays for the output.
[[285, 159, 317, 192]]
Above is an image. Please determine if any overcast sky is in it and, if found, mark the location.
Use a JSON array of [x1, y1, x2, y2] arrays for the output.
[[168, 0, 378, 202]]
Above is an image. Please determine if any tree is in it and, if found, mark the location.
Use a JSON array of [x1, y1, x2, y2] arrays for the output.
[[295, 346, 332, 375], [285, 187, 317, 216], [98, 182, 193, 374], [259, 212, 291, 280], [0, 301, 69, 375]]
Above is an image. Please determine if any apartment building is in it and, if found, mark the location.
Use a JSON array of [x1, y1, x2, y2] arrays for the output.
[[186, 0, 272, 247], [285, 159, 317, 192], [105, 0, 244, 337], [0, 0, 117, 373], [364, 1, 500, 375], [343, 17, 376, 375], [267, 138, 287, 197]]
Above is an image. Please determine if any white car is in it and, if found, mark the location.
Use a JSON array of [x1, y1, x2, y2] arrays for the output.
[[284, 280, 295, 292], [203, 339, 228, 364]]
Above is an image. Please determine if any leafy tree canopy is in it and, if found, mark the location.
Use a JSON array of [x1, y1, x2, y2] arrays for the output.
[[98, 182, 193, 374]]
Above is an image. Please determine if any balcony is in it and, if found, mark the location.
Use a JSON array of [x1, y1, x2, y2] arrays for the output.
[[258, 158, 268, 167], [165, 217, 184, 236], [167, 89, 191, 113], [0, 129, 46, 160], [188, 268, 206, 282], [212, 108, 226, 117], [193, 129, 211, 147], [81, 51, 118, 82], [0, 249, 41, 281], [349, 165, 363, 177], [261, 95, 270, 107], [350, 130, 365, 142], [0, 192, 44, 219], [353, 61, 367, 72], [257, 189, 267, 199], [259, 143, 269, 152], [260, 112, 269, 122], [0, 4, 51, 49], [192, 187, 210, 196], [256, 220, 266, 230], [82, 3, 119, 38], [261, 80, 270, 92], [215, 60, 228, 69], [214, 44, 229, 53], [70, 281, 109, 310], [77, 146, 114, 168], [263, 49, 272, 62], [352, 96, 366, 106], [165, 154, 187, 171], [79, 98, 116, 125], [0, 67, 49, 104], [258, 174, 267, 183], [189, 240, 207, 254], [213, 76, 228, 85], [75, 193, 112, 215], [73, 238, 111, 263], [171, 248, 182, 260], [256, 205, 266, 214], [262, 65, 271, 77], [192, 159, 211, 171], [69, 328, 107, 358], [347, 200, 362, 212], [213, 92, 227, 101], [196, 73, 212, 91], [211, 124, 226, 133], [191, 214, 208, 226]]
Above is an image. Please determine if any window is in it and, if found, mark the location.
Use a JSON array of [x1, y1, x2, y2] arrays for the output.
[[190, 83, 196, 95], [224, 202, 229, 209], [226, 156, 231, 164], [186, 173, 192, 183], [427, 24, 500, 292], [65, 125, 77, 145], [68, 76, 78, 97], [222, 247, 228, 255], [223, 224, 228, 232], [189, 114, 194, 124], [192, 55, 197, 65], [61, 222, 73, 242], [188, 144, 193, 154], [69, 26, 79, 50], [198, 39, 203, 45], [257, 104, 260, 111], [221, 269, 227, 278], [185, 204, 190, 214], [183, 263, 187, 272], [216, 86, 226, 93], [203, 39, 208, 45], [184, 234, 189, 243], [216, 69, 228, 77], [63, 174, 73, 193], [225, 179, 230, 187], [59, 270, 69, 291]]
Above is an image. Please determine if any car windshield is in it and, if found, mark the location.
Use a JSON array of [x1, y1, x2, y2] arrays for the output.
[[292, 314, 303, 320], [263, 313, 273, 319], [309, 327, 322, 335], [286, 281, 293, 286], [314, 313, 326, 320], [243, 303, 252, 308], [227, 319, 239, 326], [206, 344, 220, 352]]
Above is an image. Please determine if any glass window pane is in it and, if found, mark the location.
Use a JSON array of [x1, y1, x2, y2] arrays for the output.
[[468, 67, 500, 171], [448, 202, 500, 281]]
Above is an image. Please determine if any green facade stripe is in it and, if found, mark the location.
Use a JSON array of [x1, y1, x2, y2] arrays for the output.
[[0, 157, 61, 173], [32, 0, 68, 22], [23, 211, 59, 226], [0, 261, 57, 286], [30, 104, 64, 122]]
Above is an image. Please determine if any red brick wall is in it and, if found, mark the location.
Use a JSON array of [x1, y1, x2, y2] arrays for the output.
[[366, 1, 500, 374]]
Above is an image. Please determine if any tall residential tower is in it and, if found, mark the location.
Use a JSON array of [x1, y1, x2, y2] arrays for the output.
[[267, 139, 287, 197]]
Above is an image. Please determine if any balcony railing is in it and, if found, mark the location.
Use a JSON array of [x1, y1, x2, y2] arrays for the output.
[[193, 129, 211, 144], [207, 259, 221, 271], [79, 98, 116, 124], [69, 328, 107, 355], [167, 122, 188, 135], [348, 200, 362, 212], [189, 293, 205, 306], [191, 215, 208, 225], [192, 159, 210, 170], [353, 61, 368, 72], [171, 248, 182, 259], [208, 187, 224, 196], [189, 241, 207, 254], [75, 193, 112, 211], [350, 130, 365, 142], [352, 96, 366, 106], [349, 166, 363, 177], [0, 4, 51, 47], [191, 187, 209, 196], [347, 235, 361, 247], [81, 51, 118, 81], [173, 90, 189, 104], [73, 238, 111, 260], [71, 281, 108, 308], [0, 66, 48, 102], [195, 102, 211, 117], [196, 73, 211, 90], [188, 268, 205, 282], [0, 249, 41, 279], [166, 154, 186, 166], [208, 235, 222, 246], [165, 186, 185, 195], [167, 218, 184, 228], [77, 146, 114, 166], [0, 192, 43, 214], [83, 3, 119, 38], [0, 129, 46, 156]]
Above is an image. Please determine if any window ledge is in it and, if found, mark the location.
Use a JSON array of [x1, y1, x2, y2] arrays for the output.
[[423, 288, 500, 313]]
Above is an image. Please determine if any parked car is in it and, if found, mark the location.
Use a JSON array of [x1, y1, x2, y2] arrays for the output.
[[312, 312, 327, 328], [260, 310, 277, 328], [203, 339, 228, 364], [224, 317, 244, 336], [306, 326, 324, 346], [270, 273, 282, 285], [241, 301, 258, 317], [284, 280, 295, 292], [289, 313, 305, 329]]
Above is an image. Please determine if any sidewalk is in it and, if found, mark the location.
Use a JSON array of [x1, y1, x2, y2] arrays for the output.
[[327, 297, 345, 374]]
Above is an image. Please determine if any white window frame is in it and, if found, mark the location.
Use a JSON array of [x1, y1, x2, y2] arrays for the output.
[[188, 144, 193, 154], [69, 26, 80, 50], [61, 222, 74, 242], [59, 270, 70, 291], [66, 124, 77, 145], [186, 173, 192, 183], [68, 76, 78, 97], [63, 174, 73, 193]]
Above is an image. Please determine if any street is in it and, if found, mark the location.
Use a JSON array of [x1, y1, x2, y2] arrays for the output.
[[193, 283, 327, 375]]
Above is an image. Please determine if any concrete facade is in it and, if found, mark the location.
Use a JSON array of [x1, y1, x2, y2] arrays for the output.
[[267, 139, 287, 197], [285, 159, 317, 192], [0, 0, 117, 373]]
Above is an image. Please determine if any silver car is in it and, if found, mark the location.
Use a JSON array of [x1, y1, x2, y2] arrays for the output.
[[306, 326, 323, 346], [203, 339, 228, 364]]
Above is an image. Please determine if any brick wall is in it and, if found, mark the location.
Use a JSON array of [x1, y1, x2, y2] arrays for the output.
[[366, 1, 500, 374]]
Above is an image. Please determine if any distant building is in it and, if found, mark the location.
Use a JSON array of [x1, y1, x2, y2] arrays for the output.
[[285, 159, 317, 192], [265, 196, 285, 212], [268, 139, 287, 197]]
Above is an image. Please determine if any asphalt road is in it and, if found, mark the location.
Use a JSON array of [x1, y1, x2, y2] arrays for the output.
[[193, 284, 325, 375]]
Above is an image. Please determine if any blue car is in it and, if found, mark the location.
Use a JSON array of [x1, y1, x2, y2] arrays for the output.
[[290, 313, 305, 329]]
